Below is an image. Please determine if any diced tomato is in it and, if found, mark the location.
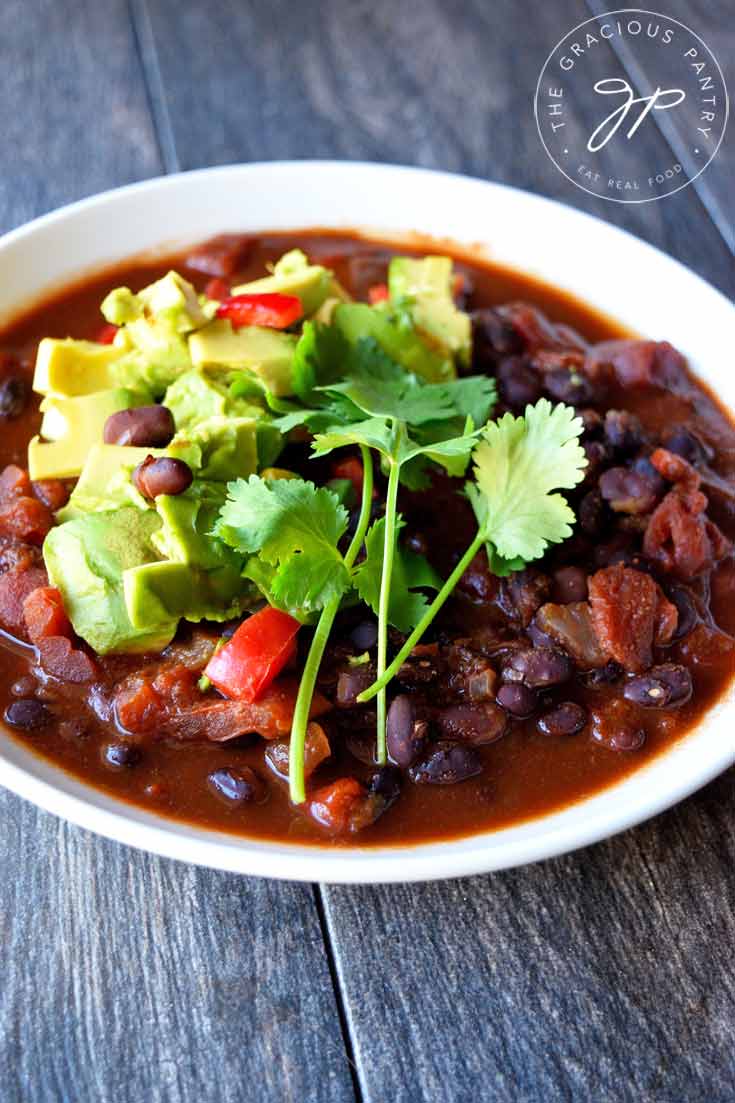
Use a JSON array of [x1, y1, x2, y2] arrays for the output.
[[0, 566, 49, 636], [185, 233, 253, 278], [367, 282, 389, 304], [0, 464, 32, 502], [37, 637, 97, 683], [23, 586, 72, 643], [307, 777, 367, 834], [115, 677, 163, 733], [204, 607, 301, 703], [0, 495, 53, 544], [216, 293, 303, 330], [204, 277, 231, 302], [330, 456, 364, 497], [32, 478, 71, 511], [96, 323, 118, 345], [166, 678, 330, 742]]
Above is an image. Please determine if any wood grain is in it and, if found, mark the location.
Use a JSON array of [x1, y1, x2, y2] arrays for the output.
[[586, 0, 735, 251], [143, 0, 733, 295], [0, 4, 354, 1102], [323, 766, 735, 1102]]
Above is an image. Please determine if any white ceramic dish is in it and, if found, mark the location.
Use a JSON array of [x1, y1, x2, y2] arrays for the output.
[[1, 161, 734, 883]]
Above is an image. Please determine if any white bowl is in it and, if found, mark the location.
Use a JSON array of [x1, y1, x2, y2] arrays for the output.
[[1, 162, 734, 882]]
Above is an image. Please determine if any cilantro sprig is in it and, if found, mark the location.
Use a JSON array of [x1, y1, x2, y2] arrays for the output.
[[308, 350, 496, 765], [357, 399, 588, 703]]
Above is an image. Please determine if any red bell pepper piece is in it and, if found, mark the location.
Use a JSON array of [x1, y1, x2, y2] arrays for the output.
[[96, 323, 119, 345], [204, 607, 300, 703], [367, 283, 389, 304], [216, 293, 303, 330]]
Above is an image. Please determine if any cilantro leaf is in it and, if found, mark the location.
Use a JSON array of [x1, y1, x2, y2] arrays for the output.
[[467, 399, 587, 562], [292, 321, 349, 399], [353, 517, 441, 633], [215, 476, 351, 614]]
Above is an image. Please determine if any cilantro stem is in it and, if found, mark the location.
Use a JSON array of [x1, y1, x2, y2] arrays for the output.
[[375, 451, 401, 764], [289, 446, 374, 804], [357, 529, 486, 704]]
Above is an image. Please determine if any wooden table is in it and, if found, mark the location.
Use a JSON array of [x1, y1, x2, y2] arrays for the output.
[[1, 3, 733, 1099]]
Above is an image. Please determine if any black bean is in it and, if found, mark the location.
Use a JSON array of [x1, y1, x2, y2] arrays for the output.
[[350, 619, 378, 650], [578, 408, 603, 438], [496, 683, 537, 718], [367, 765, 402, 807], [410, 742, 483, 785], [603, 409, 645, 454], [336, 664, 375, 707], [207, 766, 260, 804], [552, 566, 588, 604], [599, 466, 660, 514], [435, 703, 507, 745], [104, 405, 176, 447], [624, 664, 692, 708], [497, 356, 542, 411], [132, 455, 193, 499], [582, 661, 623, 688], [537, 701, 587, 736], [4, 698, 50, 729], [579, 489, 605, 536], [386, 695, 428, 768], [582, 440, 611, 480], [502, 647, 572, 689], [666, 584, 699, 640], [471, 309, 523, 367], [102, 741, 141, 769], [545, 367, 597, 406], [663, 427, 714, 466], [0, 375, 29, 420]]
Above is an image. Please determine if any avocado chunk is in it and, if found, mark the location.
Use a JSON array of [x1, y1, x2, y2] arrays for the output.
[[123, 559, 249, 628], [388, 256, 471, 367], [164, 368, 263, 430], [28, 387, 151, 480], [43, 508, 177, 654], [99, 272, 217, 398], [168, 415, 258, 482], [33, 338, 126, 397], [188, 319, 297, 396], [56, 443, 167, 520], [232, 249, 333, 316], [332, 302, 455, 383]]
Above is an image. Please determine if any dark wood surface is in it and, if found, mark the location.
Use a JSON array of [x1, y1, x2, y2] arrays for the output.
[[0, 2, 733, 1101]]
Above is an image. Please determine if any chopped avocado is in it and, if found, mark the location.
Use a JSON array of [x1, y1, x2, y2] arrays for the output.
[[169, 415, 258, 482], [123, 560, 252, 628], [102, 271, 214, 334], [43, 508, 177, 654], [164, 368, 263, 430], [388, 256, 471, 367], [33, 338, 126, 397], [56, 441, 199, 521], [232, 249, 333, 316], [332, 303, 455, 383], [188, 319, 297, 396], [28, 387, 151, 480], [100, 272, 217, 398]]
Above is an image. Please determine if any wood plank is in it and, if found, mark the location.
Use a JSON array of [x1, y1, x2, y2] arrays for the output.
[[0, 4, 355, 1101], [144, 0, 733, 295], [586, 0, 734, 251], [323, 769, 735, 1102], [0, 799, 356, 1103]]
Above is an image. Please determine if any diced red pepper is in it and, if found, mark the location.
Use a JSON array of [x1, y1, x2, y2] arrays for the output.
[[204, 277, 231, 302], [331, 456, 364, 497], [204, 607, 301, 703], [367, 282, 389, 304], [96, 323, 119, 345], [23, 586, 72, 643], [216, 293, 303, 330]]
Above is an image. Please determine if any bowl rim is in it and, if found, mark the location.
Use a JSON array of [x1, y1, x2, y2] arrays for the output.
[[1, 159, 734, 883]]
